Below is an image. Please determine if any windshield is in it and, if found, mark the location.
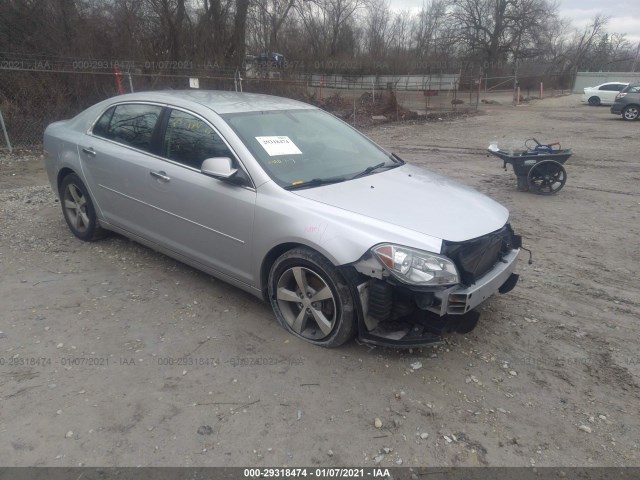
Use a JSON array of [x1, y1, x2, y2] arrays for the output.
[[222, 109, 401, 188]]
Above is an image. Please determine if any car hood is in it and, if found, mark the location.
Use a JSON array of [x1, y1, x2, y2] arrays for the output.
[[293, 164, 509, 242]]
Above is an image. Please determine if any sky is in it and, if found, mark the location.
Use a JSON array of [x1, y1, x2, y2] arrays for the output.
[[390, 0, 640, 44], [559, 0, 640, 43]]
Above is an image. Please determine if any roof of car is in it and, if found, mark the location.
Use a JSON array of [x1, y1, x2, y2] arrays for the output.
[[599, 82, 629, 85], [112, 90, 314, 115]]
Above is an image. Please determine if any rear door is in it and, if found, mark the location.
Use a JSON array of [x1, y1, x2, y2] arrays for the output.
[[78, 102, 165, 236]]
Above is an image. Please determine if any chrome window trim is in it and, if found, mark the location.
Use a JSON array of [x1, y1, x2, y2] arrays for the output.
[[86, 101, 256, 191]]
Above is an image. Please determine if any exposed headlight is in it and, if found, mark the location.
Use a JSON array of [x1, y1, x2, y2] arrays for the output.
[[372, 244, 459, 286]]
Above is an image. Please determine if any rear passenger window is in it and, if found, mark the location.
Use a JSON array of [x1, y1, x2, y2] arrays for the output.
[[92, 107, 115, 138], [162, 109, 234, 170], [600, 84, 623, 91], [93, 104, 162, 152]]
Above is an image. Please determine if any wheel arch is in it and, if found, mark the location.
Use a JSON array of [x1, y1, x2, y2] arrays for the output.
[[259, 242, 341, 301], [56, 167, 77, 195], [264, 242, 359, 347]]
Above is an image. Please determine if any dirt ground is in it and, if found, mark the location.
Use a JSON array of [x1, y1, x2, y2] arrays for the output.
[[0, 94, 638, 468]]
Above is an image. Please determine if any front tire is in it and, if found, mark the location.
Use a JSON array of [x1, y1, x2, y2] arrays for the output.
[[588, 96, 600, 106], [60, 173, 104, 241], [622, 105, 639, 121], [268, 248, 356, 347]]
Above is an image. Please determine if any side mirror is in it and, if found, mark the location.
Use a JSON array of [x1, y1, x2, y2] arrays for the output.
[[201, 157, 238, 180]]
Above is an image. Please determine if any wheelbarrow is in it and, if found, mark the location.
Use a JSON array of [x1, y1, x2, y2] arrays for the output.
[[487, 138, 572, 195]]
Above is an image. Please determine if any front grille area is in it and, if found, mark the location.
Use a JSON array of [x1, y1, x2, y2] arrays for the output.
[[442, 224, 521, 286]]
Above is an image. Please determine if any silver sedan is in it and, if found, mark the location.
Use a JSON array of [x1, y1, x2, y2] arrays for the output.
[[44, 91, 521, 348]]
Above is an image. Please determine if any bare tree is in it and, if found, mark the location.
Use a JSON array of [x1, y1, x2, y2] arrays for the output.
[[364, 0, 393, 57], [254, 0, 298, 52], [561, 14, 610, 74], [196, 0, 250, 65], [297, 0, 365, 58], [144, 0, 188, 61], [413, 0, 448, 64], [449, 0, 556, 75], [227, 0, 250, 62], [0, 0, 83, 55]]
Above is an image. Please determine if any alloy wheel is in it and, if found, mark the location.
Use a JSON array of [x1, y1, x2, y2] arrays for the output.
[[623, 106, 639, 121], [275, 266, 337, 340], [63, 183, 90, 233]]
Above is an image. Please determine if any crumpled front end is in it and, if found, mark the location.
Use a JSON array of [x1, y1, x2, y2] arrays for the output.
[[347, 224, 522, 347]]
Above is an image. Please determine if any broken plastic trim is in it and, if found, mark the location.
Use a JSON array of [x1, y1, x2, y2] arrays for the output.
[[441, 224, 520, 286]]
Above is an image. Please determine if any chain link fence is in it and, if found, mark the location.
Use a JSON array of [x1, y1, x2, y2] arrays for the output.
[[0, 66, 239, 149], [1, 60, 566, 149]]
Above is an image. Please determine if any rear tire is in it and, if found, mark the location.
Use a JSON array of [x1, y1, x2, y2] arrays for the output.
[[622, 105, 639, 121], [268, 247, 356, 347], [588, 96, 600, 106], [60, 173, 105, 241]]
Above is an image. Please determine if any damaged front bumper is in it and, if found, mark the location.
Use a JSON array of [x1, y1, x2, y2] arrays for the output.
[[350, 248, 520, 348], [434, 248, 520, 316]]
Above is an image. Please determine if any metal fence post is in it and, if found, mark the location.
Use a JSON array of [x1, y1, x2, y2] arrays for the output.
[[0, 110, 13, 154], [114, 66, 124, 94], [353, 95, 356, 128]]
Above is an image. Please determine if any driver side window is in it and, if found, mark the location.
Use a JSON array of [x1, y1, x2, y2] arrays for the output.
[[162, 109, 234, 170]]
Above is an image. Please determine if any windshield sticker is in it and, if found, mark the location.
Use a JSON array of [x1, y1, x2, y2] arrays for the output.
[[256, 136, 302, 156]]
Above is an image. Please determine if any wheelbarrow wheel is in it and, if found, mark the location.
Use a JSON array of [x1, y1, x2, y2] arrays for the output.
[[527, 160, 567, 195]]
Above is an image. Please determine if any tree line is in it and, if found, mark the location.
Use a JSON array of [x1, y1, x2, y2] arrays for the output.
[[0, 0, 638, 83]]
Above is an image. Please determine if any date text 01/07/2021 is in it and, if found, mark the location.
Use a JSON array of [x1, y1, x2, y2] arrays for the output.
[[243, 468, 392, 478]]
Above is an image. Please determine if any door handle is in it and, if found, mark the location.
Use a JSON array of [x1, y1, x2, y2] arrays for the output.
[[82, 147, 96, 157], [150, 170, 171, 182]]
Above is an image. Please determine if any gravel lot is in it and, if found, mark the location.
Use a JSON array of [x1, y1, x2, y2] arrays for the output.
[[1, 94, 638, 467]]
